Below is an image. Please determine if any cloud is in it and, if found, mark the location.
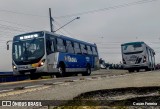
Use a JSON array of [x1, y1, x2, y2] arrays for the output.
[[0, 0, 160, 70]]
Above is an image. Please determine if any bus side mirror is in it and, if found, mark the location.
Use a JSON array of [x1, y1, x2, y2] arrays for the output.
[[6, 40, 12, 50], [7, 44, 9, 50]]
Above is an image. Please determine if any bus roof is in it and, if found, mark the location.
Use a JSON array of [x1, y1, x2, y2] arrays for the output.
[[13, 31, 97, 47], [121, 41, 155, 52], [45, 31, 97, 47], [59, 35, 96, 47], [121, 41, 144, 46]]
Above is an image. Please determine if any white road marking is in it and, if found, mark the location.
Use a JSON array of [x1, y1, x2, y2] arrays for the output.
[[25, 85, 44, 89], [0, 89, 13, 93], [53, 82, 64, 85]]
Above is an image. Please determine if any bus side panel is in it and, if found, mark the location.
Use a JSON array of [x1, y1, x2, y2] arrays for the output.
[[57, 53, 93, 72]]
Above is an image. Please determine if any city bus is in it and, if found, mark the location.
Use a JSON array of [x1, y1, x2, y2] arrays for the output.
[[8, 31, 99, 79], [121, 41, 155, 72]]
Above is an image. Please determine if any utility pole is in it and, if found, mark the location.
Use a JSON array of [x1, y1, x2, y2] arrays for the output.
[[49, 8, 54, 32]]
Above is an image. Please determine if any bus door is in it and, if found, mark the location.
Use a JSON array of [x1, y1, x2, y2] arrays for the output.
[[46, 35, 55, 72], [92, 46, 99, 70], [86, 45, 94, 68], [151, 50, 155, 68]]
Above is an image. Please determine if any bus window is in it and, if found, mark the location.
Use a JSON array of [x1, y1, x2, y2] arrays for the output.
[[87, 45, 92, 55], [50, 38, 55, 52], [66, 40, 74, 53], [46, 39, 52, 55], [74, 42, 81, 54], [46, 35, 55, 55], [92, 46, 98, 55], [80, 44, 87, 54], [56, 38, 66, 52], [13, 44, 22, 60]]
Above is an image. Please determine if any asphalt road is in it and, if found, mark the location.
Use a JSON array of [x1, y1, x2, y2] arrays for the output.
[[0, 69, 128, 93], [0, 69, 160, 109]]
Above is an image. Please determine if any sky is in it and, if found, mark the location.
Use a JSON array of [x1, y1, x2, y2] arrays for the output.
[[0, 0, 160, 71]]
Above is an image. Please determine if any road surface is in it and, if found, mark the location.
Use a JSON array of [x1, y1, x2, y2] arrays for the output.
[[0, 69, 159, 109]]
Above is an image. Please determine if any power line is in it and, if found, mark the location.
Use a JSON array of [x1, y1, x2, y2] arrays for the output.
[[0, 21, 38, 36], [55, 0, 158, 18], [95, 41, 160, 45], [0, 30, 21, 35], [54, 21, 72, 35], [0, 25, 25, 32], [0, 9, 48, 18], [54, 21, 72, 36], [0, 19, 37, 30], [99, 51, 121, 54], [0, 0, 157, 19], [0, 24, 29, 30], [98, 47, 160, 50], [54, 20, 81, 38], [0, 0, 157, 37]]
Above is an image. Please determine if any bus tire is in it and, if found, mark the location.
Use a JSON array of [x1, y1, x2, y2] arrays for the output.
[[152, 65, 155, 70], [82, 65, 91, 76], [56, 65, 66, 77], [128, 69, 134, 73], [145, 67, 151, 71]]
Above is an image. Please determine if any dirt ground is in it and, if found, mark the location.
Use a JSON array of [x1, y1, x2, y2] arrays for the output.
[[76, 87, 160, 109], [54, 87, 160, 109]]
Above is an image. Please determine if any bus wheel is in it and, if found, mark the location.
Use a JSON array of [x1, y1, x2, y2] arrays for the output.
[[56, 66, 66, 77], [128, 69, 134, 73], [145, 68, 151, 71], [136, 69, 139, 72], [152, 65, 155, 70], [82, 65, 91, 76]]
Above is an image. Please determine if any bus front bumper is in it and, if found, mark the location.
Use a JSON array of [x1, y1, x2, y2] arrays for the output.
[[13, 65, 48, 75], [123, 64, 148, 70]]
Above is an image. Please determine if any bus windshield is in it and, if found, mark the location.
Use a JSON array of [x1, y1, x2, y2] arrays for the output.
[[12, 38, 44, 65], [122, 43, 143, 55]]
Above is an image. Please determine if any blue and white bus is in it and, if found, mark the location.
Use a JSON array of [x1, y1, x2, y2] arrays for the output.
[[121, 42, 155, 72], [9, 31, 99, 79]]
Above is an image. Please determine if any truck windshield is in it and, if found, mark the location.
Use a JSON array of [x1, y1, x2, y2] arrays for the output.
[[122, 43, 143, 55], [12, 38, 44, 65]]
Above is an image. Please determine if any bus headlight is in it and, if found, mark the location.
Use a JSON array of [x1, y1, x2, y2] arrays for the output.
[[40, 61, 44, 66], [39, 59, 45, 67], [32, 59, 45, 68], [13, 65, 17, 69]]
